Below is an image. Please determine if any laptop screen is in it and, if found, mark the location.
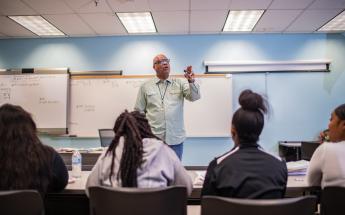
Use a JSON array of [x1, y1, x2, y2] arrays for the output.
[[98, 129, 115, 147]]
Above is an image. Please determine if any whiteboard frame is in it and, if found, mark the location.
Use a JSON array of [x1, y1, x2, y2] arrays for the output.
[[0, 68, 70, 135]]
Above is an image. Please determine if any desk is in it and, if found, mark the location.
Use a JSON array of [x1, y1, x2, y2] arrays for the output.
[[59, 151, 102, 171], [64, 171, 309, 198], [45, 171, 312, 215]]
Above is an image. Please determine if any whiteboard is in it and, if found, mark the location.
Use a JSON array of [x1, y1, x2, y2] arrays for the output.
[[69, 75, 232, 137], [0, 72, 69, 134]]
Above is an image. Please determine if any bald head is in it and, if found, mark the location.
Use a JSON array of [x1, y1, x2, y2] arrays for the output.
[[153, 54, 167, 66], [153, 54, 170, 80]]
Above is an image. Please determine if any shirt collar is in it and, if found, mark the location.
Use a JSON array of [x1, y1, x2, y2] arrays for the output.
[[239, 142, 261, 149], [154, 76, 172, 84]]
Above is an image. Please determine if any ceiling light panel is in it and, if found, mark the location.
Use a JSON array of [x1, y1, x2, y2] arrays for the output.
[[318, 10, 345, 32], [116, 12, 156, 33], [8, 16, 64, 36], [223, 10, 264, 32]]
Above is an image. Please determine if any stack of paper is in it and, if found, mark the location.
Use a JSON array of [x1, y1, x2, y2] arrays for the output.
[[286, 160, 309, 176], [192, 171, 206, 186]]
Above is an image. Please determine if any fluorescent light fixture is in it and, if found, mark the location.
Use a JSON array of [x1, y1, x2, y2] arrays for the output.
[[318, 10, 345, 32], [223, 10, 264, 32], [204, 60, 331, 74], [116, 12, 156, 33], [8, 16, 64, 36]]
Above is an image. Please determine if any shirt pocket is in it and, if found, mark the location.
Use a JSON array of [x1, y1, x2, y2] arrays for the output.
[[169, 89, 182, 104], [146, 90, 160, 104]]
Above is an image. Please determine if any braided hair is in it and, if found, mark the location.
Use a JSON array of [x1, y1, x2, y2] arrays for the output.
[[106, 110, 161, 187]]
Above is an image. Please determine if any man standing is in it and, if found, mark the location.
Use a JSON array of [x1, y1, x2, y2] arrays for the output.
[[134, 54, 201, 160]]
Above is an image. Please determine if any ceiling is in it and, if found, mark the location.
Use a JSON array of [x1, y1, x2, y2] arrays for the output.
[[0, 0, 345, 38]]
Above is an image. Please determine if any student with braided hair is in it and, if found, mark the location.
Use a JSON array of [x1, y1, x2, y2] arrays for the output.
[[86, 110, 192, 195]]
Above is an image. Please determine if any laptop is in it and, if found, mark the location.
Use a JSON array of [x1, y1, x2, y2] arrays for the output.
[[98, 129, 115, 147]]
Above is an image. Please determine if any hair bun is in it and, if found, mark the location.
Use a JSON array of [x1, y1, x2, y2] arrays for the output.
[[239, 89, 267, 113]]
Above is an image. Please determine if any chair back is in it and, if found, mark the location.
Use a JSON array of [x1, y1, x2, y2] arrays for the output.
[[89, 186, 187, 215], [321, 186, 345, 215], [98, 129, 115, 147], [201, 195, 317, 215], [0, 190, 44, 215], [301, 141, 320, 161]]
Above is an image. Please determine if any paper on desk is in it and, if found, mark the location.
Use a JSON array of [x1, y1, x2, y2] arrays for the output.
[[193, 171, 206, 186], [58, 147, 104, 153], [287, 160, 309, 171], [287, 160, 309, 176]]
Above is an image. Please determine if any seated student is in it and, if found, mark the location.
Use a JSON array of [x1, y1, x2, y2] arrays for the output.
[[0, 104, 68, 195], [307, 103, 345, 188], [201, 89, 287, 199], [85, 110, 192, 195]]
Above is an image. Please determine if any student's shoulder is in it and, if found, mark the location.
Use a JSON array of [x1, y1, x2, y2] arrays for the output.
[[42, 144, 58, 156], [317, 141, 343, 154], [142, 138, 169, 155], [257, 146, 285, 162], [215, 147, 240, 165]]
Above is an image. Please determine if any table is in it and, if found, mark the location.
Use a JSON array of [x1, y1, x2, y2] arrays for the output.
[[45, 171, 313, 215], [64, 171, 310, 198]]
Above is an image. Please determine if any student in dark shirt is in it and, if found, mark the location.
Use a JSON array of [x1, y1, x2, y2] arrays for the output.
[[0, 103, 68, 196], [201, 89, 287, 199]]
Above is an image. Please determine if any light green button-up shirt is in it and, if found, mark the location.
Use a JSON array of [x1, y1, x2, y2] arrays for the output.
[[134, 77, 201, 145]]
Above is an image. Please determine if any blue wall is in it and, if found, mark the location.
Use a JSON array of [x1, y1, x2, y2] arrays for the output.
[[1, 33, 345, 165]]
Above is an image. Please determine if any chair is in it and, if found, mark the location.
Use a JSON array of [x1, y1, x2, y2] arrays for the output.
[[89, 186, 187, 215], [301, 141, 320, 161], [0, 190, 44, 215], [98, 129, 115, 147], [321, 186, 345, 215], [201, 195, 317, 215]]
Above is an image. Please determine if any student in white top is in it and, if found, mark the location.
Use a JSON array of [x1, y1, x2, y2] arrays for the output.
[[85, 110, 192, 196], [307, 103, 345, 188]]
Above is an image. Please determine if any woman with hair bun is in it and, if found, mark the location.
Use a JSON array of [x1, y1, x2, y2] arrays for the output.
[[201, 89, 287, 199]]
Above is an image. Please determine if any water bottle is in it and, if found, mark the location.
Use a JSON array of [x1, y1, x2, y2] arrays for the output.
[[71, 150, 82, 178]]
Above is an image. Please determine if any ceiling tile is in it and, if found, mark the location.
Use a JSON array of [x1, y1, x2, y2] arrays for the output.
[[269, 0, 314, 9], [286, 9, 343, 32], [190, 10, 228, 32], [44, 14, 95, 36], [80, 13, 126, 35], [230, 0, 272, 9], [309, 0, 345, 9], [254, 10, 302, 32], [23, 0, 73, 14], [152, 11, 189, 33], [149, 0, 189, 11], [107, 0, 150, 12], [191, 0, 231, 10], [64, 0, 113, 13], [0, 16, 37, 37], [0, 0, 37, 15]]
